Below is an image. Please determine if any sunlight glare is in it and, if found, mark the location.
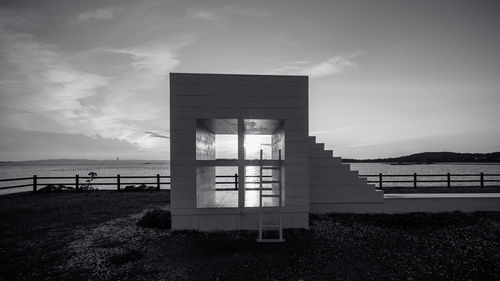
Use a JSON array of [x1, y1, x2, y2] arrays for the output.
[[244, 135, 271, 159]]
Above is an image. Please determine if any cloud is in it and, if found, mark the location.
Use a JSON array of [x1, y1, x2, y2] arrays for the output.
[[77, 7, 118, 22], [146, 131, 170, 139], [189, 9, 217, 21], [0, 127, 142, 161], [67, 40, 189, 150], [306, 56, 357, 78], [310, 130, 331, 135], [271, 54, 359, 78], [276, 34, 303, 46], [0, 12, 108, 133], [0, 11, 186, 157], [186, 5, 269, 23], [112, 42, 184, 84], [348, 135, 390, 148]]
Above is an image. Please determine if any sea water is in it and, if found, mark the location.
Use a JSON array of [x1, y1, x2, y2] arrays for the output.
[[0, 160, 169, 194], [350, 163, 500, 187], [1, 161, 499, 194]]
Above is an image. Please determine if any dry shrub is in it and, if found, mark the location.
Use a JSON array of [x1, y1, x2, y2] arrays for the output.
[[136, 209, 171, 230]]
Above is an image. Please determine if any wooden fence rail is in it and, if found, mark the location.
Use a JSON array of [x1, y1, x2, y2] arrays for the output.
[[0, 174, 274, 193], [4, 172, 497, 193], [0, 174, 171, 192], [359, 173, 500, 189]]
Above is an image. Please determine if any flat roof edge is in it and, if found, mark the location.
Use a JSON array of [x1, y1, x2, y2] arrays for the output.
[[170, 72, 308, 78]]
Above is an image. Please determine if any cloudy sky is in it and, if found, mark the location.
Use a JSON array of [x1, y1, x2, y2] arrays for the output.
[[1, 0, 499, 161]]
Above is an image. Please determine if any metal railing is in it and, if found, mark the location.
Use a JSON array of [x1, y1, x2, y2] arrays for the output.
[[359, 172, 500, 189]]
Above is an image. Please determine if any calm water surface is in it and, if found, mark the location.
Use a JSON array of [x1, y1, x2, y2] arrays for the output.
[[1, 161, 499, 194], [0, 160, 169, 194], [350, 162, 500, 175], [350, 162, 500, 188]]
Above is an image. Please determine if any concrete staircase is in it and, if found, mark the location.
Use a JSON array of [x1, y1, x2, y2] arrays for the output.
[[308, 136, 384, 210]]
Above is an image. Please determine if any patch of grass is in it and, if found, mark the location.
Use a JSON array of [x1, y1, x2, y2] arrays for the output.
[[1, 191, 499, 281], [107, 249, 143, 265], [0, 191, 169, 281]]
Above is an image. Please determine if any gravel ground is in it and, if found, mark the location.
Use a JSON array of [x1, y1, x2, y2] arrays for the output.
[[0, 191, 499, 281]]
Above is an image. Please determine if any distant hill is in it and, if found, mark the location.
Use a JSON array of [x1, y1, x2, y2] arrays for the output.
[[343, 152, 500, 163]]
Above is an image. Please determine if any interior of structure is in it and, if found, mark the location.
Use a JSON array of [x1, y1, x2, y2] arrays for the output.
[[196, 119, 285, 208]]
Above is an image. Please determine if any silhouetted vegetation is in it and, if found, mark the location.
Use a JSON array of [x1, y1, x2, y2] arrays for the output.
[[123, 183, 158, 192], [136, 209, 171, 229], [78, 172, 98, 190], [38, 184, 75, 192]]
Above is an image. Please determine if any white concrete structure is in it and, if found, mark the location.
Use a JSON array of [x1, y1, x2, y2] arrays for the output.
[[312, 193, 500, 214], [170, 73, 383, 230]]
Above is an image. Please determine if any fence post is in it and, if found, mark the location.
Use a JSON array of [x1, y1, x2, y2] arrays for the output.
[[157, 174, 160, 191], [447, 173, 451, 188], [379, 173, 383, 189], [480, 172, 484, 188], [414, 173, 417, 188], [234, 173, 238, 190], [117, 174, 121, 191], [76, 174, 79, 192], [33, 175, 37, 193]]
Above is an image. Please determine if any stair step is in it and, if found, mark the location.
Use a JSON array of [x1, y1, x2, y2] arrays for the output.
[[257, 238, 285, 243], [309, 147, 332, 153], [310, 143, 325, 150], [310, 165, 352, 174], [262, 208, 281, 213], [310, 178, 369, 185], [262, 166, 280, 170], [262, 194, 280, 198], [309, 151, 334, 158], [310, 159, 343, 167], [262, 224, 281, 228]]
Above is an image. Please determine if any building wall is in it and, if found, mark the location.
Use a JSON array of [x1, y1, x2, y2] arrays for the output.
[[170, 73, 310, 230], [310, 195, 500, 213], [308, 136, 384, 209]]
